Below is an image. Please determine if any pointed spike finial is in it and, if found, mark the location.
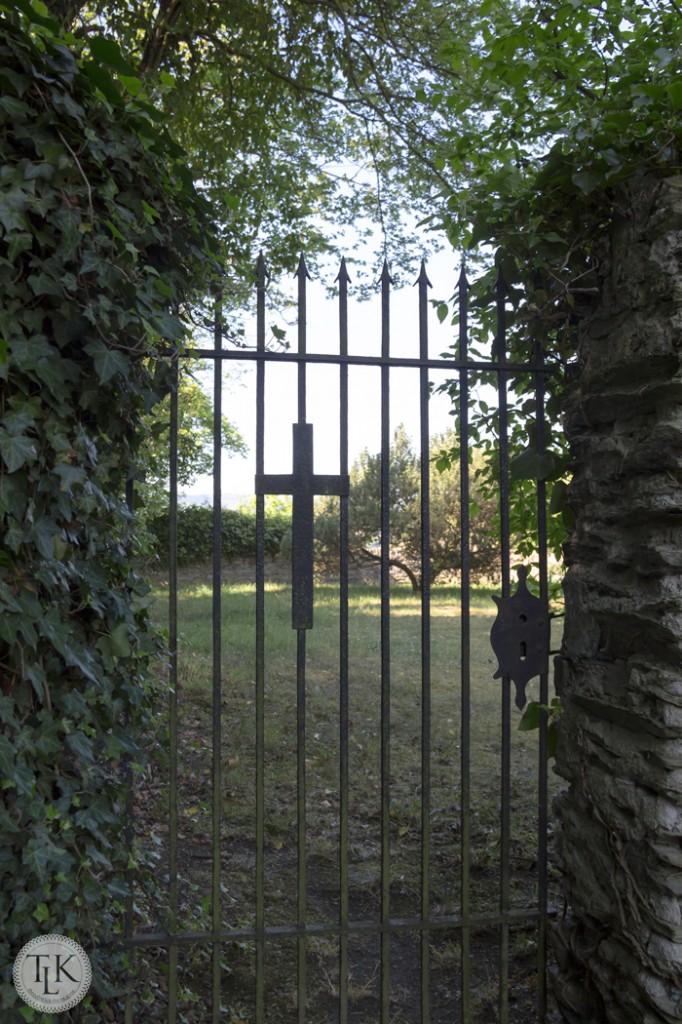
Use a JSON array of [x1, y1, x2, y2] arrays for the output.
[[335, 256, 351, 284], [415, 259, 432, 288], [256, 251, 267, 284], [295, 253, 312, 281], [458, 263, 469, 290], [379, 258, 394, 286]]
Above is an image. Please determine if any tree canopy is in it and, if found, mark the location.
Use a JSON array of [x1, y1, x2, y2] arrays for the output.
[[16, 0, 676, 330], [41, 0, 471, 298]]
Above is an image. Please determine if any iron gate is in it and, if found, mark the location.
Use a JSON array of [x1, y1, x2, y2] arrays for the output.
[[125, 256, 554, 1024]]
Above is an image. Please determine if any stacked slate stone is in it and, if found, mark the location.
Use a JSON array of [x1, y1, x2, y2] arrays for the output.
[[552, 176, 682, 1024]]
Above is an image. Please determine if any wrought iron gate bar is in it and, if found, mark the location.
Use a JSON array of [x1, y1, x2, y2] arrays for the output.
[[296, 257, 309, 1023], [211, 306, 223, 1024], [379, 259, 392, 1024], [457, 265, 473, 1021], [534, 340, 550, 1019], [166, 351, 180, 1024], [337, 256, 351, 1024], [254, 254, 267, 1024], [296, 629, 307, 1024], [418, 259, 432, 1024], [496, 267, 513, 1024]]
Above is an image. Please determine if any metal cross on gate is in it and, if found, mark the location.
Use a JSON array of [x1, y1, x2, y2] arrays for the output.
[[256, 421, 349, 630]]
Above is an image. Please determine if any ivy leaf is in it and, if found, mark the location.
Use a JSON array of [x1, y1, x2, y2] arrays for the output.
[[518, 701, 541, 731], [668, 81, 682, 110], [549, 479, 569, 514], [571, 169, 603, 195], [82, 60, 122, 105], [510, 448, 557, 481], [66, 730, 95, 762], [547, 721, 559, 758], [32, 517, 60, 560], [119, 74, 142, 96], [89, 36, 137, 76], [0, 735, 16, 782], [32, 903, 50, 923], [85, 341, 130, 384], [0, 430, 36, 472], [23, 835, 74, 884], [109, 623, 132, 658]]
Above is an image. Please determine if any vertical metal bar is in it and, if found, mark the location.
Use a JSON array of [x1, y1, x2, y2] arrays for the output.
[[337, 258, 351, 1024], [297, 629, 308, 1024], [379, 259, 392, 1024], [124, 466, 134, 1024], [168, 350, 180, 1024], [457, 266, 472, 1021], [496, 268, 512, 1024], [296, 254, 309, 1024], [212, 297, 223, 1022], [296, 255, 310, 423], [534, 346, 549, 1022], [417, 261, 432, 1024], [255, 255, 267, 1024]]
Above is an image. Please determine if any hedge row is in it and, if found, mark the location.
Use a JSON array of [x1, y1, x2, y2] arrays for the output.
[[147, 504, 291, 564]]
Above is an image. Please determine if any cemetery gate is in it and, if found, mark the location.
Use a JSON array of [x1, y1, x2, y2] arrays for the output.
[[124, 256, 556, 1023]]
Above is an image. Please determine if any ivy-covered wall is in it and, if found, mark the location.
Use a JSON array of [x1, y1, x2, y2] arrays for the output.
[[552, 175, 682, 1024], [0, 13, 214, 1021]]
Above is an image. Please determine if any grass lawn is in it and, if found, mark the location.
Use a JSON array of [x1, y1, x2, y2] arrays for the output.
[[142, 567, 563, 1022]]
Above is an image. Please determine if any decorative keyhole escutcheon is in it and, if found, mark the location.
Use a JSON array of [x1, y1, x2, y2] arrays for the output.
[[490, 566, 550, 709]]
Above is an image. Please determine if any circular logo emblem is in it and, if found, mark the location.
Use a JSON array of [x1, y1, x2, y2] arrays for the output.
[[13, 934, 91, 1013]]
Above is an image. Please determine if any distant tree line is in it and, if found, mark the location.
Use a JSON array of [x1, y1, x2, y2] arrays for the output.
[[147, 428, 501, 586]]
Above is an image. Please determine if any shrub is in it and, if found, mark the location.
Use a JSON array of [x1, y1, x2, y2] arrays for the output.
[[147, 504, 292, 565]]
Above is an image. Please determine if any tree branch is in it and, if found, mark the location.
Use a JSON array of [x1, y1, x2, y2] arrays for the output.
[[359, 546, 421, 592]]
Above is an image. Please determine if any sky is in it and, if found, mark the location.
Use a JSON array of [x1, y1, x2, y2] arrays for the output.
[[183, 248, 472, 507]]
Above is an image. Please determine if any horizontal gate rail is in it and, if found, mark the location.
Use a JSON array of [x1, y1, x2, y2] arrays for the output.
[[182, 346, 552, 374], [123, 904, 553, 946]]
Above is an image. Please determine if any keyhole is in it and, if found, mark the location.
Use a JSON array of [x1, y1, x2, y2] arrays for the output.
[[519, 641, 527, 661], [519, 614, 527, 623]]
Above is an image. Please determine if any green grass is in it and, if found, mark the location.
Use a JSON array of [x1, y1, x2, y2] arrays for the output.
[[150, 573, 561, 901], [144, 569, 562, 1022]]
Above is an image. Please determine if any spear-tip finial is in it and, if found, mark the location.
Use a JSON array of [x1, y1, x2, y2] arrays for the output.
[[335, 256, 351, 285], [380, 258, 394, 287], [415, 259, 432, 289], [256, 251, 268, 284], [458, 263, 469, 290], [295, 253, 312, 281]]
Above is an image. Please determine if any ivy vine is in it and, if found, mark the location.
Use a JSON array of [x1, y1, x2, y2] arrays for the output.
[[0, 7, 216, 1019]]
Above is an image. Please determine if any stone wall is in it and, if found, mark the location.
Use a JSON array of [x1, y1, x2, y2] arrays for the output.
[[552, 176, 682, 1023]]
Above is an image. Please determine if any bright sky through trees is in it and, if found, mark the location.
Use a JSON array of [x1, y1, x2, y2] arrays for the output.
[[183, 249, 466, 504]]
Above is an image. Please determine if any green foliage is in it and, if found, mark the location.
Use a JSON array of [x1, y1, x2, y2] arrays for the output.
[[439, 0, 682, 313], [433, 385, 570, 567], [315, 426, 498, 589], [147, 503, 291, 565], [45, 0, 483, 296], [139, 364, 247, 519], [518, 697, 563, 759], [428, 1, 682, 565], [0, 6, 215, 1018]]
